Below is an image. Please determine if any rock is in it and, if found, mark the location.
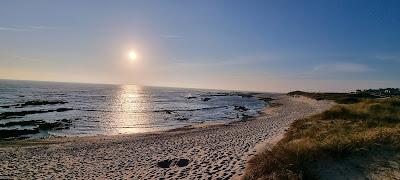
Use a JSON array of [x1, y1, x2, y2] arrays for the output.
[[187, 97, 197, 99], [0, 129, 40, 139], [0, 120, 45, 127], [206, 93, 229, 97], [269, 102, 283, 107], [202, 98, 211, 102], [241, 114, 253, 121], [3, 100, 68, 109], [20, 100, 67, 107], [164, 110, 173, 114], [177, 118, 189, 121], [61, 119, 72, 123], [0, 110, 49, 119], [0, 118, 73, 139], [236, 93, 254, 98], [156, 110, 174, 114], [259, 97, 274, 102], [0, 108, 73, 119], [55, 108, 73, 112], [234, 105, 249, 111], [38, 122, 64, 130]]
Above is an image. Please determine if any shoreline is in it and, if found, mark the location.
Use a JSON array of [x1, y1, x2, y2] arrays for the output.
[[0, 93, 272, 147], [0, 94, 334, 179], [0, 91, 267, 141]]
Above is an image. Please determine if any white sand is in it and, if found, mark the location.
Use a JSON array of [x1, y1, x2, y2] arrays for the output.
[[0, 94, 333, 179]]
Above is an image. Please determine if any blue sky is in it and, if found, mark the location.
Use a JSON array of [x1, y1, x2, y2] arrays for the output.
[[0, 0, 399, 92]]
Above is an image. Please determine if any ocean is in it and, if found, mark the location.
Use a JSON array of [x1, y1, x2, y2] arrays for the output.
[[0, 80, 266, 139]]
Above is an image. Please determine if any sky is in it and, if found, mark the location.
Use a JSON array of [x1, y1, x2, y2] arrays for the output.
[[0, 0, 400, 92]]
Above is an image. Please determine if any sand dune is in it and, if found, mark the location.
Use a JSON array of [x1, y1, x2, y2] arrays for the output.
[[0, 94, 333, 179]]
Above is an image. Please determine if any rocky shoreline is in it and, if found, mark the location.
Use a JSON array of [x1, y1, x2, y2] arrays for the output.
[[0, 92, 265, 140], [0, 94, 333, 179]]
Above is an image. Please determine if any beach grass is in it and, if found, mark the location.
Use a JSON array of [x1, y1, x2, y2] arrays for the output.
[[244, 97, 400, 179]]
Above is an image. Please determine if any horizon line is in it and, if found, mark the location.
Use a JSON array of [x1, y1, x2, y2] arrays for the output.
[[0, 78, 278, 94]]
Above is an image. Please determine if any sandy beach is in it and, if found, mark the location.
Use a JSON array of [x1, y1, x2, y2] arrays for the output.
[[0, 94, 333, 179]]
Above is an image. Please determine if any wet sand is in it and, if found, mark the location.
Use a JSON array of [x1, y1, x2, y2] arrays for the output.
[[0, 94, 333, 179]]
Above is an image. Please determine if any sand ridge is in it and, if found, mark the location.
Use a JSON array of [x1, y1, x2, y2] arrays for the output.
[[0, 94, 333, 179]]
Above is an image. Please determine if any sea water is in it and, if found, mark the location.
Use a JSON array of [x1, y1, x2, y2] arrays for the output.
[[0, 80, 265, 139]]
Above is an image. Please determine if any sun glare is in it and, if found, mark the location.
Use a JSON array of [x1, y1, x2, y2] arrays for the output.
[[129, 51, 137, 61]]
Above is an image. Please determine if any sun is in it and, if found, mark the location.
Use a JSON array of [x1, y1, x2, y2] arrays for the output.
[[128, 51, 137, 61]]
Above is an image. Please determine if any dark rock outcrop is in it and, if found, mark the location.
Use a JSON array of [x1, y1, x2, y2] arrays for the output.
[[0, 119, 73, 139], [234, 105, 249, 111], [202, 98, 211, 102], [0, 108, 73, 119], [177, 118, 189, 121], [0, 100, 67, 109], [0, 129, 40, 139]]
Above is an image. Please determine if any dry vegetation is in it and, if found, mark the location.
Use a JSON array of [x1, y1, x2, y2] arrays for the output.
[[244, 97, 400, 180]]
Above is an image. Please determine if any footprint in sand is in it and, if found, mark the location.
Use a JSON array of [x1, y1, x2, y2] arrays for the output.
[[157, 158, 190, 168]]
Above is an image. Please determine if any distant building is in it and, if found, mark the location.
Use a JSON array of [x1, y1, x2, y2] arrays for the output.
[[352, 88, 400, 97]]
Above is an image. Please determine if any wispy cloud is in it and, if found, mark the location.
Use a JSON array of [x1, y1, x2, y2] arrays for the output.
[[313, 63, 372, 73], [0, 26, 51, 32]]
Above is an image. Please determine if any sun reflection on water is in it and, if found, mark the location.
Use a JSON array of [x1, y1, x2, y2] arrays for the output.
[[108, 85, 155, 134]]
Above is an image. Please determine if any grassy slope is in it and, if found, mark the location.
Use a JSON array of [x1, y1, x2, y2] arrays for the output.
[[244, 96, 400, 180]]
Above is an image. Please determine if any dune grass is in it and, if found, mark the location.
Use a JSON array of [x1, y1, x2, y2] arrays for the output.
[[244, 97, 400, 179]]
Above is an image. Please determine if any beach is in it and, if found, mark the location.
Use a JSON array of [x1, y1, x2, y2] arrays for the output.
[[0, 94, 333, 179]]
